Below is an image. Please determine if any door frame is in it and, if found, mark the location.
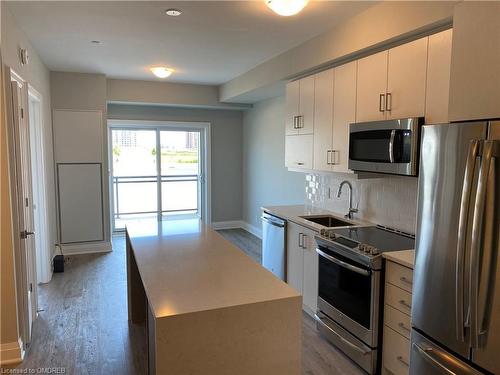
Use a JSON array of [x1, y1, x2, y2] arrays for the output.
[[27, 85, 51, 284], [107, 119, 211, 231], [5, 67, 38, 348]]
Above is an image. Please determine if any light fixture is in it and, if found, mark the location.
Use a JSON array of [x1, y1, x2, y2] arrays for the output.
[[165, 8, 182, 17], [266, 0, 309, 16], [150, 66, 174, 79]]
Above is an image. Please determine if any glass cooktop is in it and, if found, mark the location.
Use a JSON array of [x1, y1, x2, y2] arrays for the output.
[[332, 226, 415, 253]]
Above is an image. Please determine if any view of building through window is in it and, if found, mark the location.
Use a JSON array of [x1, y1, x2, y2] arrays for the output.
[[111, 128, 201, 230]]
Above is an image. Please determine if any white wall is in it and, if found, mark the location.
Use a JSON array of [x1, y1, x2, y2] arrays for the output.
[[242, 96, 304, 230], [107, 103, 243, 223]]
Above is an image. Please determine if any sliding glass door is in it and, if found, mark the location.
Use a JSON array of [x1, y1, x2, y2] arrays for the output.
[[111, 127, 203, 231]]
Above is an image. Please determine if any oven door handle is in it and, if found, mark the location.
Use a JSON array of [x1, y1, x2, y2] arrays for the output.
[[316, 248, 370, 276], [314, 314, 371, 355]]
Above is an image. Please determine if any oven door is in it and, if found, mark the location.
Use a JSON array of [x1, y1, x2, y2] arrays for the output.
[[348, 118, 421, 176], [316, 246, 380, 347]]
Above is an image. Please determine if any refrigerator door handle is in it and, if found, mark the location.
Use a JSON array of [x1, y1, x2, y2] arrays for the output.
[[456, 139, 480, 342], [469, 140, 499, 348]]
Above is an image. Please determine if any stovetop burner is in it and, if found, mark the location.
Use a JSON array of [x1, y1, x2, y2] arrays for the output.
[[317, 225, 415, 267]]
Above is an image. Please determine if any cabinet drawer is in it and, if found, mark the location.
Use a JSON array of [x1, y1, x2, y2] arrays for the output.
[[384, 305, 411, 339], [385, 283, 412, 316], [386, 261, 413, 293], [383, 327, 410, 375]]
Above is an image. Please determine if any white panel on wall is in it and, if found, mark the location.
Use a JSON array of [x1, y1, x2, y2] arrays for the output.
[[53, 110, 103, 163], [58, 163, 104, 244]]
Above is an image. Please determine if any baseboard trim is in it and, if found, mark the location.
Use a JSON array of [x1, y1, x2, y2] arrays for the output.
[[60, 241, 112, 256], [0, 337, 24, 365], [241, 222, 262, 239], [212, 221, 262, 239], [211, 221, 245, 230]]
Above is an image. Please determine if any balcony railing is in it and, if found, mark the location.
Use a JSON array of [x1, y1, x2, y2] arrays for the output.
[[113, 174, 199, 220]]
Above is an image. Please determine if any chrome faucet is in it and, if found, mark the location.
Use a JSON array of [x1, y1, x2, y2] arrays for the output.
[[336, 180, 358, 219]]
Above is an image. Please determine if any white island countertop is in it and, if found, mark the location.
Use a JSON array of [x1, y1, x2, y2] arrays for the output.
[[126, 218, 299, 319]]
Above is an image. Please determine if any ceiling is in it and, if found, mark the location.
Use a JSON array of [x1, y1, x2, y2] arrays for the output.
[[7, 1, 375, 85]]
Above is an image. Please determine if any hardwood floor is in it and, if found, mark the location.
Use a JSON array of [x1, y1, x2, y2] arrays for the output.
[[4, 229, 363, 375]]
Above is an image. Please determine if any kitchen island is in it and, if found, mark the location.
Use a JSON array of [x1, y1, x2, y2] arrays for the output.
[[126, 219, 301, 375]]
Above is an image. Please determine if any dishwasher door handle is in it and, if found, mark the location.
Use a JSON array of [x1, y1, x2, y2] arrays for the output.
[[261, 216, 285, 228]]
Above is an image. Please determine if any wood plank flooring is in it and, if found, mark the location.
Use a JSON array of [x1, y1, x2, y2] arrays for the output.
[[3, 229, 363, 375]]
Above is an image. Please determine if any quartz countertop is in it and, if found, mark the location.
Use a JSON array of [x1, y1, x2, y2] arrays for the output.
[[383, 249, 415, 269], [126, 218, 299, 319], [261, 204, 373, 232]]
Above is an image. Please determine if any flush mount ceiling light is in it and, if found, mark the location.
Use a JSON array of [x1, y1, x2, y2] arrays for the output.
[[165, 8, 182, 16], [266, 0, 309, 16], [150, 66, 174, 79]]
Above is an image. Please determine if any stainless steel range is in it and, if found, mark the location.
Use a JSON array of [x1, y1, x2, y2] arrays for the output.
[[314, 226, 415, 374]]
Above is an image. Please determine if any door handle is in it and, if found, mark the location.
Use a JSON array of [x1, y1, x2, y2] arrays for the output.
[[413, 343, 456, 375], [396, 355, 409, 367], [21, 230, 35, 239], [400, 276, 413, 286], [399, 299, 412, 310], [298, 233, 303, 248], [386, 92, 392, 111], [456, 139, 480, 342], [389, 129, 396, 163], [398, 322, 411, 333], [327, 150, 331, 165], [331, 150, 339, 165], [379, 94, 385, 112], [469, 140, 499, 348]]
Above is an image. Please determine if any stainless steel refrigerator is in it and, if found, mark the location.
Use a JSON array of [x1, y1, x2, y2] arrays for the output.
[[411, 121, 500, 375]]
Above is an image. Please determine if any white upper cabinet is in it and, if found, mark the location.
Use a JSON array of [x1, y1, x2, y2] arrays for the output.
[[313, 69, 334, 172], [285, 76, 315, 135], [386, 37, 428, 120], [298, 75, 315, 135], [425, 29, 453, 124], [356, 51, 388, 122], [285, 80, 300, 135], [332, 61, 357, 173], [285, 135, 313, 170]]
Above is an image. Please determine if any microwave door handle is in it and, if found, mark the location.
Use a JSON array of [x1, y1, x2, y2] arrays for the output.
[[389, 129, 396, 163], [316, 248, 370, 276], [470, 141, 499, 348], [456, 139, 480, 342]]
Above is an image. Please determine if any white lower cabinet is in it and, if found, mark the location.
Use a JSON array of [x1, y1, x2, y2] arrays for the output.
[[286, 221, 318, 316], [382, 260, 414, 375]]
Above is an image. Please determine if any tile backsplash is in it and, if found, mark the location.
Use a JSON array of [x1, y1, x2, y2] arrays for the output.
[[305, 173, 418, 234]]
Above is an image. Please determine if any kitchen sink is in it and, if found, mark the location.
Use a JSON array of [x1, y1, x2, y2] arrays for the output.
[[299, 215, 354, 227]]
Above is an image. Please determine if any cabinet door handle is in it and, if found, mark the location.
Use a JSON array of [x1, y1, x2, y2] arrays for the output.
[[327, 150, 331, 165], [298, 233, 303, 248], [379, 94, 385, 112], [296, 162, 304, 166], [331, 150, 339, 165], [293, 116, 298, 129], [400, 276, 413, 286], [386, 92, 392, 111], [297, 115, 304, 129], [302, 234, 307, 249], [398, 322, 411, 332], [397, 356, 409, 367], [399, 299, 412, 310]]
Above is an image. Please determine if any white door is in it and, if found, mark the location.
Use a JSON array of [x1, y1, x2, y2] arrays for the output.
[[298, 75, 315, 135], [285, 80, 300, 135], [313, 69, 334, 172], [9, 77, 37, 344], [286, 222, 304, 294], [285, 134, 313, 170], [332, 61, 357, 173], [386, 37, 428, 120], [425, 29, 453, 124], [356, 51, 388, 122]]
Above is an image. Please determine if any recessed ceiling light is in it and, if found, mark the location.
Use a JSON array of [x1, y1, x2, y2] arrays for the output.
[[266, 0, 309, 16], [150, 66, 174, 79], [165, 8, 182, 17]]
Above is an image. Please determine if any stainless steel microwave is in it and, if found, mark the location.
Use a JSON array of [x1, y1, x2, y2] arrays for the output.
[[348, 117, 423, 176]]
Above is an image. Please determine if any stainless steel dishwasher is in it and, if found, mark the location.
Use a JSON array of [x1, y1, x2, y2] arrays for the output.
[[261, 212, 286, 281]]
